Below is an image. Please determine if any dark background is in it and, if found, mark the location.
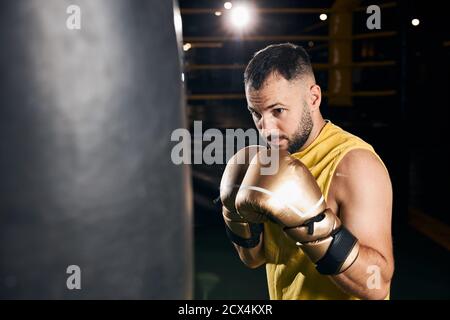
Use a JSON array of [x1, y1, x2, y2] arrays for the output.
[[180, 0, 450, 299], [0, 0, 448, 300]]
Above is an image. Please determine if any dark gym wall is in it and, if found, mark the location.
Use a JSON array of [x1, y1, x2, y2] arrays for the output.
[[0, 0, 192, 299]]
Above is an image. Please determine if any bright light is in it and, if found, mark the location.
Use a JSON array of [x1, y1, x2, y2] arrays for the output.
[[411, 18, 420, 26], [224, 2, 233, 10], [320, 13, 328, 21], [174, 10, 183, 34], [183, 43, 192, 51], [230, 5, 251, 29], [181, 73, 185, 82], [215, 11, 222, 16]]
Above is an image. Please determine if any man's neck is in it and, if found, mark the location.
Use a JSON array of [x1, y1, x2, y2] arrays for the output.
[[299, 118, 327, 152]]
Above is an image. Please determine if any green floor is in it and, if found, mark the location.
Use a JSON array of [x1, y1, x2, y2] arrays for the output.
[[194, 224, 450, 300], [194, 225, 268, 299]]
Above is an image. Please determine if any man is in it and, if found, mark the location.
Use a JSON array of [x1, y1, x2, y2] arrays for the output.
[[220, 43, 394, 300]]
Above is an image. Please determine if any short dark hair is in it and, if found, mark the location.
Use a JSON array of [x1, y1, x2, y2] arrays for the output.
[[244, 43, 314, 90]]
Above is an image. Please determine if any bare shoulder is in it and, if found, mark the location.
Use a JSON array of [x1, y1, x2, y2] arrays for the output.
[[331, 148, 392, 205], [337, 148, 386, 175]]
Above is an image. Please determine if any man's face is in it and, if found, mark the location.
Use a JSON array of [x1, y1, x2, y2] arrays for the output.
[[246, 72, 313, 153]]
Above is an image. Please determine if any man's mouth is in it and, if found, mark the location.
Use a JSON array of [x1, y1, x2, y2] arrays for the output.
[[267, 136, 288, 146]]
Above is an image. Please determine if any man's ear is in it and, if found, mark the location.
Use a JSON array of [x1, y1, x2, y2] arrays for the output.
[[309, 84, 322, 111]]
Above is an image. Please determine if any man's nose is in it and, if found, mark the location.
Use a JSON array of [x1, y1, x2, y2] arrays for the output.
[[259, 115, 277, 131], [259, 117, 280, 140]]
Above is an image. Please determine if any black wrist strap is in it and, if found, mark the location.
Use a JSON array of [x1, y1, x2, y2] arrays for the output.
[[315, 226, 358, 275], [224, 223, 263, 248]]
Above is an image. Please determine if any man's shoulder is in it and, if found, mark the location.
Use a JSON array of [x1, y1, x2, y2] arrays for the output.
[[337, 148, 383, 174], [332, 148, 391, 200]]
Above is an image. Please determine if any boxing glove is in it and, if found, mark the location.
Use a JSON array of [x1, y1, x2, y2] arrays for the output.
[[235, 149, 360, 275], [219, 146, 266, 248]]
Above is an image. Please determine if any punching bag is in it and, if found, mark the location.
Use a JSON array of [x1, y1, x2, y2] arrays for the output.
[[0, 0, 192, 299]]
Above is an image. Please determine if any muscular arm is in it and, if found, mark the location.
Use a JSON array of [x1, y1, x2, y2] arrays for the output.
[[328, 149, 394, 300]]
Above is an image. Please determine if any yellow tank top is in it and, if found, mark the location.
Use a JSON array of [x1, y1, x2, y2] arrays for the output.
[[264, 120, 385, 300]]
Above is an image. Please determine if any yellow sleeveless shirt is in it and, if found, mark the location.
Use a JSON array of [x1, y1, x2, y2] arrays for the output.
[[264, 120, 386, 300]]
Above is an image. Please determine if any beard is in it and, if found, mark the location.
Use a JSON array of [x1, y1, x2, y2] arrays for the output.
[[287, 101, 313, 154]]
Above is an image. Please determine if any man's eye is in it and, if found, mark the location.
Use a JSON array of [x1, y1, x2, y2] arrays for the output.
[[274, 108, 285, 114]]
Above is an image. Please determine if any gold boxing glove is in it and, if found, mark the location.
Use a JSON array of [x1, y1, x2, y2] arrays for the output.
[[235, 149, 360, 275], [219, 146, 267, 248]]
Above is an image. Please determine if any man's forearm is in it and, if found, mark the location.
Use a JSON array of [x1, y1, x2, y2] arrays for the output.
[[330, 244, 394, 300], [232, 233, 266, 269]]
